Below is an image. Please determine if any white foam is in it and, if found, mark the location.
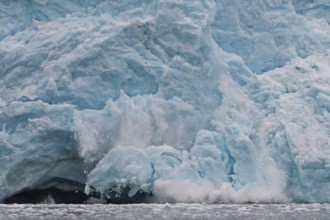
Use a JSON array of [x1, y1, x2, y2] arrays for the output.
[[154, 180, 288, 204]]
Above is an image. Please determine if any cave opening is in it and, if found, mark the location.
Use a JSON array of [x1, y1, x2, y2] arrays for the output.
[[4, 188, 89, 204]]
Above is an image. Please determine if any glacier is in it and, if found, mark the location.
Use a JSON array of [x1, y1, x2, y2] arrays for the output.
[[0, 0, 330, 204]]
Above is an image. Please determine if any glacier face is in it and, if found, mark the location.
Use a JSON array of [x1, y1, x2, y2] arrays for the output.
[[0, 0, 329, 203]]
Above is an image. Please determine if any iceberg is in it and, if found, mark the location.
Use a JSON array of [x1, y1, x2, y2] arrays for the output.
[[0, 0, 329, 203]]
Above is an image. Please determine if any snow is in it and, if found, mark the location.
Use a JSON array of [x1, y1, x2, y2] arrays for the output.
[[0, 0, 330, 203]]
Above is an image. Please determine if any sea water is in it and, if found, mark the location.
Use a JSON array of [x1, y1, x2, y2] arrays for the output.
[[1, 204, 330, 220]]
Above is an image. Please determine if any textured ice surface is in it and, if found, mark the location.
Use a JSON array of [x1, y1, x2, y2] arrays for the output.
[[0, 0, 330, 203]]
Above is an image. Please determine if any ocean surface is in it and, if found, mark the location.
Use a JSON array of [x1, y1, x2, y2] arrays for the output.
[[1, 203, 330, 220]]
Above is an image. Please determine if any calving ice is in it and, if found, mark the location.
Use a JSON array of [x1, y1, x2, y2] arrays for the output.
[[0, 0, 329, 204]]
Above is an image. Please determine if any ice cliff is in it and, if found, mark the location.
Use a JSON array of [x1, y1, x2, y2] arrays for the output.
[[0, 0, 330, 203]]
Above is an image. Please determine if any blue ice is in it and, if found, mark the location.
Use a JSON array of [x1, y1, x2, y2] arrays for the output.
[[0, 0, 330, 203]]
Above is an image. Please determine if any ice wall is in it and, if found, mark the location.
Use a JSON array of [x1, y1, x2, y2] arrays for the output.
[[0, 0, 329, 203]]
